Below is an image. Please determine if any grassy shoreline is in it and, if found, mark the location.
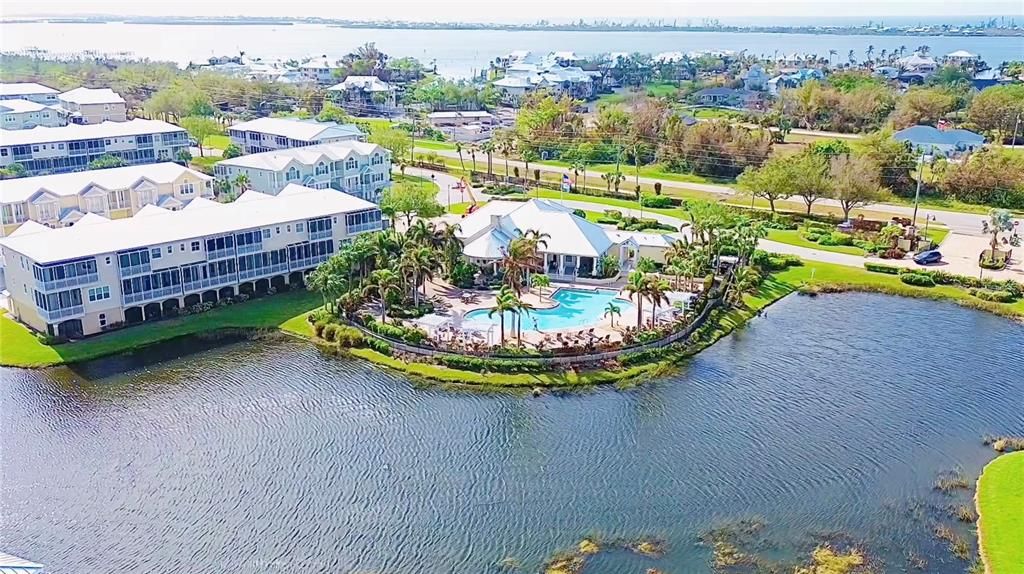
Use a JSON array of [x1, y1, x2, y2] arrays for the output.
[[976, 451, 1024, 574]]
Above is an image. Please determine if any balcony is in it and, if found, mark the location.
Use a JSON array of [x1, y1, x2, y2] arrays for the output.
[[348, 221, 383, 235], [308, 228, 333, 241], [236, 243, 263, 255], [183, 274, 236, 294], [238, 262, 288, 281], [207, 247, 236, 261], [39, 305, 85, 323], [35, 272, 99, 293], [123, 284, 183, 305], [119, 262, 152, 278], [289, 253, 330, 271]]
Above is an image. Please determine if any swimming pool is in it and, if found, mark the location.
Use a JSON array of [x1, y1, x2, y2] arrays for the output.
[[463, 288, 635, 332]]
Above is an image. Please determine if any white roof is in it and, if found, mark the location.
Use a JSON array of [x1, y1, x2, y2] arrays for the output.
[[0, 99, 52, 114], [945, 50, 978, 58], [463, 227, 516, 259], [216, 140, 386, 171], [0, 184, 379, 264], [459, 199, 614, 258], [327, 76, 393, 92], [0, 551, 44, 572], [0, 119, 184, 146], [0, 163, 210, 204], [59, 87, 125, 105], [606, 230, 684, 247], [0, 82, 58, 97], [428, 111, 495, 119], [8, 220, 50, 237], [228, 117, 363, 142]]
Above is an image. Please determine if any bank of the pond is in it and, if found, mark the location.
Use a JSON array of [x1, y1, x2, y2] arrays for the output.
[[3, 260, 1021, 373], [976, 451, 1024, 574]]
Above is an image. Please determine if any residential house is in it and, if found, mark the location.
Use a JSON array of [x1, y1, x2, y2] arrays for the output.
[[227, 117, 365, 154], [767, 68, 825, 96], [214, 141, 391, 202], [326, 76, 397, 115], [427, 110, 496, 128], [691, 87, 764, 109], [493, 64, 595, 107], [456, 199, 680, 279], [893, 125, 985, 157], [0, 83, 60, 105], [0, 185, 384, 338], [58, 87, 128, 124], [0, 99, 66, 130], [944, 50, 981, 66], [743, 65, 768, 91], [300, 55, 343, 84], [0, 163, 214, 237], [898, 53, 938, 75], [0, 119, 190, 176]]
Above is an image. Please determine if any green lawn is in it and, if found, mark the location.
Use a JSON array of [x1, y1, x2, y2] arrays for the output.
[[203, 134, 230, 150], [415, 140, 457, 151], [689, 107, 744, 120], [0, 291, 322, 368], [766, 229, 866, 256], [977, 452, 1024, 574], [447, 201, 474, 214], [392, 173, 440, 193], [189, 156, 219, 173]]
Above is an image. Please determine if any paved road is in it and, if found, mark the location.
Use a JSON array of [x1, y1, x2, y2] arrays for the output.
[[416, 148, 1023, 236]]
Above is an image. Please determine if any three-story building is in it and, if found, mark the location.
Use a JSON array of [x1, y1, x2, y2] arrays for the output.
[[227, 117, 365, 154], [0, 119, 189, 176], [214, 141, 391, 202], [58, 87, 128, 124], [1, 163, 213, 237], [0, 185, 384, 338]]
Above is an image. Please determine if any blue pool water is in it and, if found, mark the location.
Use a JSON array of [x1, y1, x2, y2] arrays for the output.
[[464, 288, 635, 331]]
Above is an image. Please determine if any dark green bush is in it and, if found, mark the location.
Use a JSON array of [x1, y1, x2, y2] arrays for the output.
[[640, 195, 675, 208], [365, 337, 392, 356], [969, 288, 1016, 303], [437, 354, 546, 373], [899, 272, 936, 287], [363, 317, 427, 344], [321, 323, 339, 342], [864, 262, 901, 274], [334, 326, 365, 347], [852, 239, 877, 252]]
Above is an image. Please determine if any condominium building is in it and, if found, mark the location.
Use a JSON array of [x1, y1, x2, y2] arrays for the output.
[[58, 87, 128, 124], [0, 83, 60, 105], [0, 184, 384, 338], [0, 99, 67, 130], [214, 141, 391, 202], [0, 163, 213, 237], [0, 119, 189, 176], [228, 117, 365, 154]]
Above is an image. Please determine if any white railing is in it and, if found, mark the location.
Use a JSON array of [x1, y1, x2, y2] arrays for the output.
[[236, 243, 263, 255], [182, 274, 236, 294], [39, 305, 84, 322], [308, 228, 333, 241], [238, 263, 288, 281], [347, 221, 383, 235], [207, 247, 235, 261], [119, 263, 151, 278], [289, 253, 330, 271], [35, 272, 98, 292], [122, 285, 182, 305]]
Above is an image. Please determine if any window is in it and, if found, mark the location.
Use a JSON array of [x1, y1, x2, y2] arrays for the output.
[[2, 203, 28, 225], [33, 146, 39, 152], [59, 143, 64, 149], [105, 139, 111, 145], [295, 222, 303, 232], [179, 182, 195, 195], [262, 229, 271, 240], [105, 256, 111, 265], [167, 246, 173, 254], [83, 195, 106, 214], [345, 158, 358, 170], [275, 227, 280, 234], [286, 167, 300, 181], [180, 244, 185, 251], [151, 248, 162, 259], [99, 313, 107, 328], [87, 286, 111, 302], [286, 224, 291, 232], [36, 201, 58, 221], [190, 241, 200, 252], [315, 162, 328, 176], [107, 189, 129, 210]]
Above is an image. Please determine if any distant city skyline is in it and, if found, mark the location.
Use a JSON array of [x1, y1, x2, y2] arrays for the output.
[[2, 0, 1021, 23]]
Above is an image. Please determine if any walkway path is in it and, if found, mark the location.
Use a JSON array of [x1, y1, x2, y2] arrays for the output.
[[416, 148, 1023, 236]]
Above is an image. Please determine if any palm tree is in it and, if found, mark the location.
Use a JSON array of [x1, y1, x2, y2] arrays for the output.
[[828, 49, 837, 65], [399, 246, 436, 305], [531, 273, 551, 299], [645, 276, 670, 326], [847, 50, 856, 65], [665, 238, 690, 266], [603, 301, 622, 328], [363, 268, 402, 324], [982, 208, 1015, 261], [866, 45, 875, 63], [495, 131, 515, 180], [467, 143, 479, 173], [512, 295, 534, 346], [488, 286, 519, 345], [624, 271, 648, 328], [455, 141, 465, 171], [233, 173, 250, 193], [899, 45, 907, 57], [407, 219, 434, 246], [433, 223, 463, 275], [570, 159, 586, 193], [501, 229, 549, 293], [370, 229, 400, 268], [480, 140, 494, 176], [665, 262, 685, 290]]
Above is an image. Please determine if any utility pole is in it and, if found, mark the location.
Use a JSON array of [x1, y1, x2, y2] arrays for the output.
[[1012, 112, 1021, 148], [912, 152, 926, 226]]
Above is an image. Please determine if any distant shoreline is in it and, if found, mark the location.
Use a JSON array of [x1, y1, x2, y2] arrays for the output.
[[3, 17, 1022, 37]]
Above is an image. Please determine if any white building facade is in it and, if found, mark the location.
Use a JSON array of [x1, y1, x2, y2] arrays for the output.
[[0, 99, 66, 130], [0, 83, 60, 105], [0, 185, 384, 338], [58, 87, 128, 124], [214, 141, 391, 202], [0, 119, 189, 176], [228, 117, 365, 154]]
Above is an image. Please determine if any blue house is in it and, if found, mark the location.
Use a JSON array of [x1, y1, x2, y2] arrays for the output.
[[893, 125, 985, 157]]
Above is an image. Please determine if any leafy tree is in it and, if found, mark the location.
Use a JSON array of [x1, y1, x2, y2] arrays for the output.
[[829, 154, 884, 220], [488, 286, 519, 345], [317, 101, 354, 123], [379, 182, 443, 227], [933, 149, 1024, 209], [737, 155, 793, 213], [968, 84, 1024, 143], [180, 115, 222, 157], [222, 143, 243, 159], [981, 208, 1016, 258], [369, 127, 412, 162], [603, 301, 622, 328], [88, 154, 128, 170], [854, 130, 917, 195], [531, 273, 551, 299], [232, 172, 250, 193], [789, 152, 832, 214], [362, 268, 403, 324], [890, 87, 958, 129], [661, 119, 772, 178], [176, 149, 193, 164], [636, 257, 657, 273], [0, 163, 27, 179]]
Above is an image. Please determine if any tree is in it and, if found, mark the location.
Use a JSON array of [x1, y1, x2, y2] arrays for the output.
[[854, 130, 917, 195], [88, 154, 128, 170], [501, 230, 547, 293], [644, 276, 671, 327], [0, 163, 27, 179], [307, 255, 349, 313], [601, 170, 625, 193], [512, 295, 534, 346], [829, 154, 884, 220], [480, 140, 495, 176], [180, 115, 222, 157], [493, 129, 516, 179], [636, 256, 657, 273], [454, 141, 465, 171], [488, 286, 519, 345], [176, 149, 193, 164], [520, 148, 539, 189], [379, 182, 443, 227], [736, 156, 793, 213], [369, 127, 412, 162], [981, 208, 1016, 259], [967, 84, 1024, 143], [624, 271, 649, 328], [362, 268, 403, 324], [233, 173, 250, 193], [531, 273, 551, 299], [789, 152, 832, 214], [222, 143, 243, 159], [603, 301, 622, 328], [398, 246, 436, 305], [933, 148, 1024, 209], [317, 101, 353, 123], [889, 87, 958, 129], [433, 223, 464, 275]]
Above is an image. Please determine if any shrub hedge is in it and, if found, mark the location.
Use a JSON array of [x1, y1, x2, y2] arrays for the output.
[[864, 262, 902, 274], [969, 288, 1017, 303], [899, 272, 936, 287], [436, 354, 546, 373]]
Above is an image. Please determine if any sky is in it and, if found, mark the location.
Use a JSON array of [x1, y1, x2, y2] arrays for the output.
[[2, 0, 1021, 23]]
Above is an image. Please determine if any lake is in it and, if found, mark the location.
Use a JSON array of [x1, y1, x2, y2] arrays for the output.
[[2, 292, 1023, 572], [2, 22, 1022, 77]]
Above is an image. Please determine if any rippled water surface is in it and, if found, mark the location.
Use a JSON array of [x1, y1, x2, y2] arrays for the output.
[[3, 293, 1023, 573]]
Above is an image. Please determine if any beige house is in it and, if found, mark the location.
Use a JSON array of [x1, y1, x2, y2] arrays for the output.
[[0, 185, 383, 338], [1, 163, 213, 237], [59, 87, 128, 124]]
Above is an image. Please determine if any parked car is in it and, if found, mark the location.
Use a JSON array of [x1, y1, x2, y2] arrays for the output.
[[913, 250, 942, 265]]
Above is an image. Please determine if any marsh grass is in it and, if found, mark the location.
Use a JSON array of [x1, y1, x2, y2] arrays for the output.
[[794, 546, 866, 574], [933, 524, 972, 560], [934, 469, 970, 492], [983, 435, 1024, 453], [951, 503, 977, 523]]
